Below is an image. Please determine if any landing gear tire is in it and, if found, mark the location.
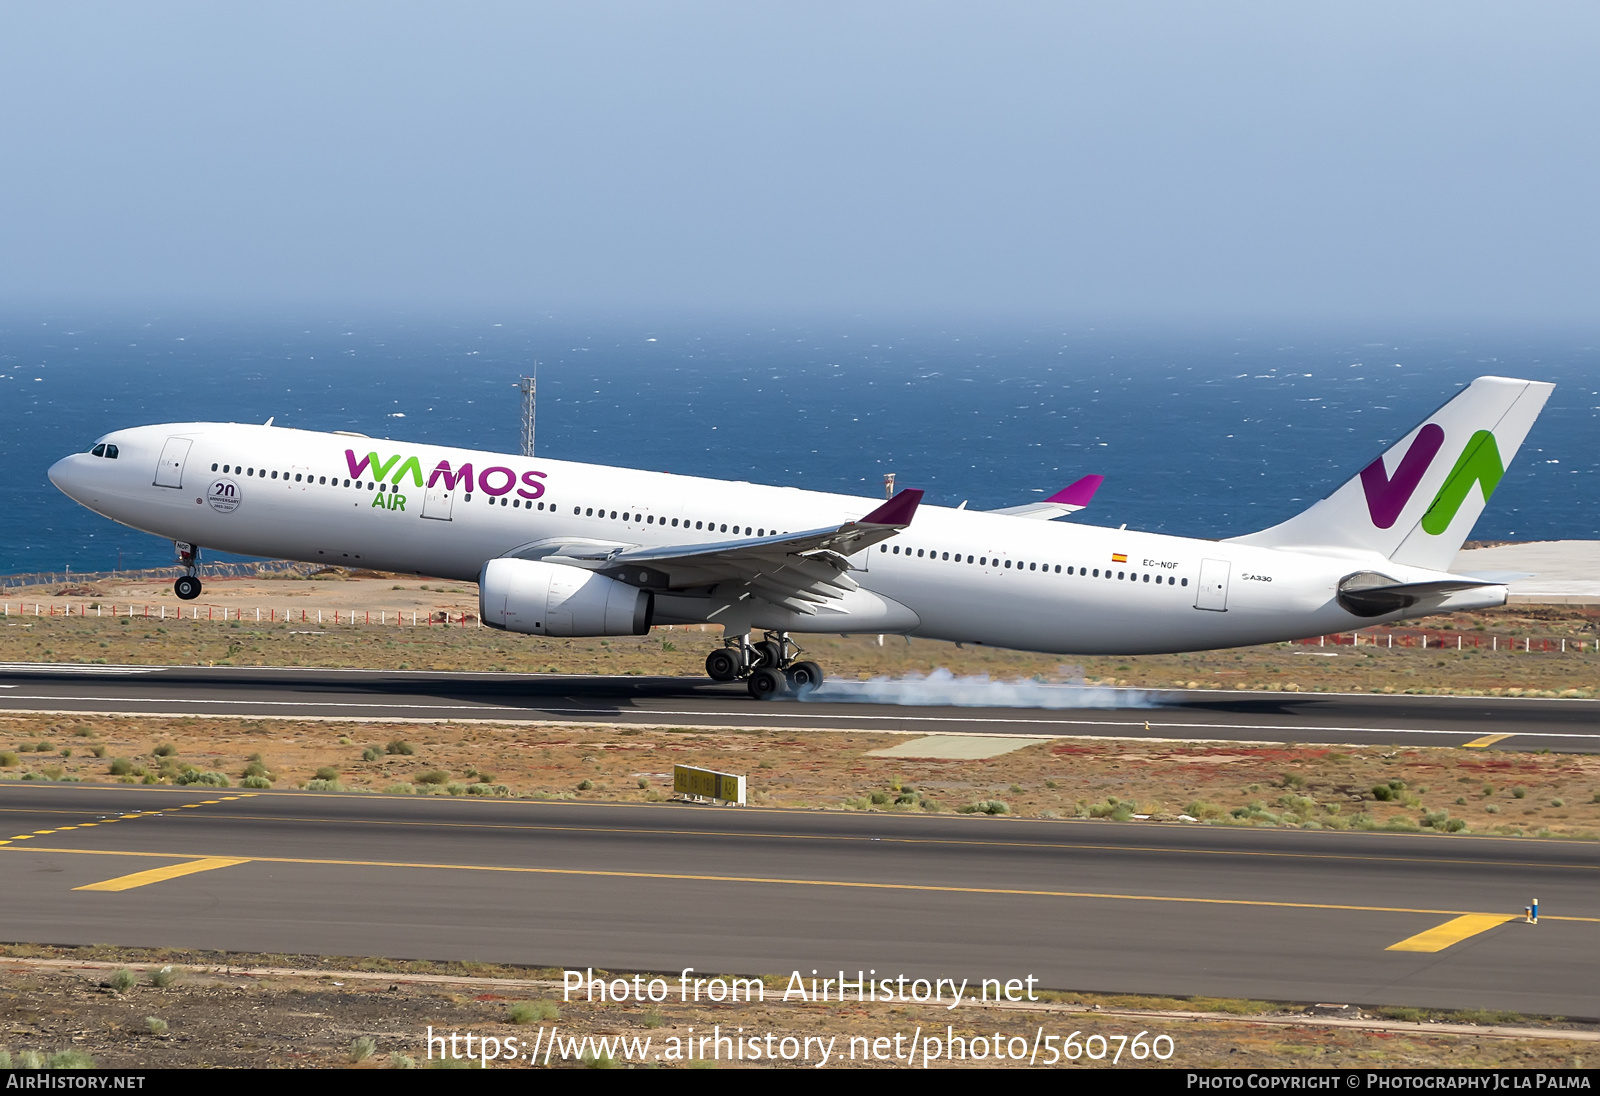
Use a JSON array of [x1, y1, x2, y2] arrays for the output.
[[705, 648, 741, 682], [787, 660, 825, 694], [174, 575, 202, 601], [752, 640, 783, 669], [747, 667, 788, 701]]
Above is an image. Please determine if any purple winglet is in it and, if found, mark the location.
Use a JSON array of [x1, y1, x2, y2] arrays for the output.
[[1045, 474, 1104, 506], [860, 488, 924, 526]]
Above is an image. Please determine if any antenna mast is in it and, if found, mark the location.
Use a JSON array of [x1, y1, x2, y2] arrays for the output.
[[516, 368, 537, 457]]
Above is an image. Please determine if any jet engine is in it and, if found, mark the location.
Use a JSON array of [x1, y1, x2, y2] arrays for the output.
[[479, 558, 653, 636]]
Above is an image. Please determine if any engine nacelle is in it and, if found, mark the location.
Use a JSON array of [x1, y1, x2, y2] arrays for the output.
[[479, 558, 654, 637]]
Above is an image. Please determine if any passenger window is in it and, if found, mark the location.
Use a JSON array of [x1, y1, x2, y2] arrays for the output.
[[671, 518, 678, 526], [1093, 569, 1099, 577], [881, 545, 888, 553], [1143, 573, 1150, 582], [586, 508, 593, 516], [1181, 578, 1188, 586], [720, 524, 727, 532]]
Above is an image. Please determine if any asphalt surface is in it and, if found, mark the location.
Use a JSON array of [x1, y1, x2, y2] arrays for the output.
[[0, 663, 1595, 752], [1, 782, 1595, 1015]]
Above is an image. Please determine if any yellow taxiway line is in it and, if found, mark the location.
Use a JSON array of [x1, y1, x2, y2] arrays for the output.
[[1462, 734, 1514, 748], [73, 857, 251, 892], [1386, 913, 1519, 952]]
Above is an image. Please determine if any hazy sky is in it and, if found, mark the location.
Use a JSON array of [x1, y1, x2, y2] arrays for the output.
[[3, 3, 1598, 319]]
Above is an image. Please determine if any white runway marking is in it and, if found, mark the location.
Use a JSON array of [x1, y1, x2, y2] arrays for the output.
[[0, 663, 160, 675], [0, 693, 1593, 739]]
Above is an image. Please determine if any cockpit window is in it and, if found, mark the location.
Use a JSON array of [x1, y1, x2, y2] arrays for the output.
[[104, 444, 118, 459], [91, 444, 106, 457]]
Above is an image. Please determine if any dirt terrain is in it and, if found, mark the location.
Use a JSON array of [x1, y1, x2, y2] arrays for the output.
[[3, 713, 1598, 837], [0, 949, 1592, 1069]]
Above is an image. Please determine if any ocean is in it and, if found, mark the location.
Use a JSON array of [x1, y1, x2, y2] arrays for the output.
[[2, 312, 1595, 575]]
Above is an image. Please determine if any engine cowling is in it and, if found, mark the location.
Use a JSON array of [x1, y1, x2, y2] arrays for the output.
[[479, 558, 654, 637]]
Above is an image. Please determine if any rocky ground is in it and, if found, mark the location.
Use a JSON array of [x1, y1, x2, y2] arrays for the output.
[[3, 712, 1598, 836], [0, 949, 1592, 1069]]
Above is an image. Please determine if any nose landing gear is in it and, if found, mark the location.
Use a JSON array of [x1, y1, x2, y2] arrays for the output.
[[173, 541, 202, 601], [704, 632, 826, 700]]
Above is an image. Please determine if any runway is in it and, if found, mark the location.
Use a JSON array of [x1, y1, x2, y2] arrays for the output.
[[0, 663, 1595, 752], [1, 782, 1595, 1015]]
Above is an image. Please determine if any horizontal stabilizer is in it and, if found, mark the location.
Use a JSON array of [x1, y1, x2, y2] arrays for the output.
[[1336, 571, 1504, 618]]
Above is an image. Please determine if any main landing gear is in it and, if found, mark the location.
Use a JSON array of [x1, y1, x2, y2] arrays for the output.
[[173, 541, 202, 601], [705, 631, 825, 701]]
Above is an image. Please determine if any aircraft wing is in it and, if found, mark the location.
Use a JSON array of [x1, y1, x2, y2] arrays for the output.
[[990, 475, 1103, 520], [514, 490, 925, 615]]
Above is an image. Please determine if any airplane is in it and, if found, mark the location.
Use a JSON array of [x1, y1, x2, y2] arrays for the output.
[[47, 375, 1552, 700]]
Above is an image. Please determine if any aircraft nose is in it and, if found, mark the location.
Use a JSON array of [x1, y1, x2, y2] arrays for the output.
[[48, 454, 85, 499]]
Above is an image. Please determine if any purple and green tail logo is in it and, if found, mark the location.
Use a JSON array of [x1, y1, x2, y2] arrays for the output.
[[1359, 426, 1504, 534]]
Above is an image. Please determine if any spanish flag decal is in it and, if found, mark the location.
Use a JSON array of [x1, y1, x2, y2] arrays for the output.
[[1111, 553, 1127, 563]]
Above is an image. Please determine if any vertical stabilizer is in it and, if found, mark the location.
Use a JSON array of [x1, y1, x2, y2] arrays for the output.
[[1229, 377, 1554, 571]]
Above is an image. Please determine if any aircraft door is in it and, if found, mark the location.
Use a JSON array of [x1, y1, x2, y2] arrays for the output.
[[1194, 558, 1231, 612], [154, 437, 193, 488], [421, 481, 455, 521]]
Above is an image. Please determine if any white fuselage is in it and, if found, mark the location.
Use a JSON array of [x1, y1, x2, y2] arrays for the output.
[[49, 423, 1500, 655]]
